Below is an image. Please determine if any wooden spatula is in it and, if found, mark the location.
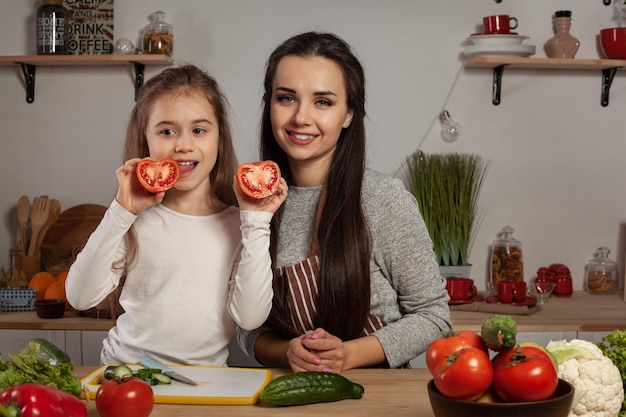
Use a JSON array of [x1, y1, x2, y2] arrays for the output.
[[34, 199, 61, 257], [16, 195, 30, 254], [27, 196, 50, 257]]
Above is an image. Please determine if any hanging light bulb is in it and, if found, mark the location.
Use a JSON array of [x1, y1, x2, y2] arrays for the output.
[[439, 110, 461, 143]]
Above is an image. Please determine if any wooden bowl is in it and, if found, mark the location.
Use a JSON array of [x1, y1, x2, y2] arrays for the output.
[[35, 299, 66, 319], [427, 379, 574, 417]]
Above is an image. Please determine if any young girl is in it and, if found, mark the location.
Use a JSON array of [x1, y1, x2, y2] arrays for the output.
[[66, 65, 287, 366], [238, 32, 451, 372]]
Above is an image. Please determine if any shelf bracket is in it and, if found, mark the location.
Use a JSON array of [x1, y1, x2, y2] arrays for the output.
[[601, 67, 620, 107], [492, 64, 506, 105], [20, 63, 36, 103], [133, 62, 145, 101]]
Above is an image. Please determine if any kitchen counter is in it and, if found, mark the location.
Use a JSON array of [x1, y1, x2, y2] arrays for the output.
[[0, 310, 113, 331], [74, 367, 436, 417], [1, 291, 624, 332]]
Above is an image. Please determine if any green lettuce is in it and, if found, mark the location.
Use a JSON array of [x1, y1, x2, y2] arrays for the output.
[[0, 350, 81, 396], [598, 330, 626, 417]]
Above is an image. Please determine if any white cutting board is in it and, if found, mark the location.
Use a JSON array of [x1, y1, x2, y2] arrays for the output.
[[81, 365, 272, 405]]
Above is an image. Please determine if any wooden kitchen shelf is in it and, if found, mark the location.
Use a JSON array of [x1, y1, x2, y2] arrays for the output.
[[464, 56, 626, 106], [0, 54, 174, 103]]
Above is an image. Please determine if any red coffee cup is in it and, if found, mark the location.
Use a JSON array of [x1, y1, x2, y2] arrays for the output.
[[483, 15, 518, 34], [446, 277, 477, 301], [497, 280, 526, 304]]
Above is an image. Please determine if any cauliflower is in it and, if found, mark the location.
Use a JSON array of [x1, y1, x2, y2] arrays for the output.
[[547, 339, 624, 417]]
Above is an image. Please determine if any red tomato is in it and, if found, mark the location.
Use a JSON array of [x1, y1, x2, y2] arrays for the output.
[[136, 158, 180, 193], [237, 161, 280, 199], [433, 347, 494, 401], [96, 376, 154, 417], [492, 345, 558, 402], [425, 330, 488, 374]]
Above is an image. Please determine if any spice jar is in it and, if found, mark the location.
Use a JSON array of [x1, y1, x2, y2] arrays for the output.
[[550, 264, 573, 297], [142, 11, 173, 55], [489, 226, 524, 292], [585, 247, 618, 295]]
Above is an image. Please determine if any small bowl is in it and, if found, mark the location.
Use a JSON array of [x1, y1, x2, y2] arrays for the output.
[[428, 379, 574, 417], [35, 299, 66, 319], [600, 28, 626, 59]]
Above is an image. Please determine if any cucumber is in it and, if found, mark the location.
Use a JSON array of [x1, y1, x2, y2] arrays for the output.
[[151, 373, 171, 385], [20, 338, 71, 365], [260, 372, 364, 406], [113, 364, 133, 378]]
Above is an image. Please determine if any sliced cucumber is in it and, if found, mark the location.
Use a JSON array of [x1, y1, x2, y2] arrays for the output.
[[113, 364, 133, 378], [151, 373, 172, 385], [103, 365, 118, 380]]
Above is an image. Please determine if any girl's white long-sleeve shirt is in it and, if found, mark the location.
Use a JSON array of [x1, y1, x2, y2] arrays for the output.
[[66, 200, 274, 366]]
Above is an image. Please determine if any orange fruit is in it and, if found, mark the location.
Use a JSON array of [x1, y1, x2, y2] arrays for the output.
[[28, 272, 57, 300], [56, 270, 69, 285], [44, 281, 66, 302]]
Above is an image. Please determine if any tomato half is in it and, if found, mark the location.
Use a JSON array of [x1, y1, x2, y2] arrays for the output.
[[96, 376, 154, 417], [433, 347, 493, 401], [425, 330, 488, 374], [136, 158, 180, 193], [237, 160, 281, 199], [492, 345, 558, 402]]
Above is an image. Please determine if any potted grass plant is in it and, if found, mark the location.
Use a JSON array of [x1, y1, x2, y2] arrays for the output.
[[405, 151, 490, 277]]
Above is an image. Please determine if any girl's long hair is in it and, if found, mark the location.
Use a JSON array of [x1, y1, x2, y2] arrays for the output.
[[261, 32, 371, 340], [109, 65, 237, 318]]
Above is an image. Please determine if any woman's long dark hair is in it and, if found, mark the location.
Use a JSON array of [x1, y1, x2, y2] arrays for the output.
[[261, 32, 371, 340]]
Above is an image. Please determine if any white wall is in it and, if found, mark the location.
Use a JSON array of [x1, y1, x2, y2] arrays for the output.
[[1, 0, 625, 293]]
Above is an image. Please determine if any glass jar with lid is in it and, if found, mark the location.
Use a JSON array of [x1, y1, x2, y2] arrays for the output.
[[142, 11, 173, 55], [585, 247, 618, 294], [489, 226, 524, 293]]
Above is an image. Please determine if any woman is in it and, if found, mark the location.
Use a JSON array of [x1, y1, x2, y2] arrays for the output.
[[238, 32, 450, 372]]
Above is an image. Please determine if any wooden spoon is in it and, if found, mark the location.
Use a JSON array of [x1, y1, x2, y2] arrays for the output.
[[27, 196, 50, 257], [16, 195, 30, 254], [34, 199, 61, 257]]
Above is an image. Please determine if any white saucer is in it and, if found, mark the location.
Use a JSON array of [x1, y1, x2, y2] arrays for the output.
[[468, 34, 529, 46], [463, 44, 536, 58]]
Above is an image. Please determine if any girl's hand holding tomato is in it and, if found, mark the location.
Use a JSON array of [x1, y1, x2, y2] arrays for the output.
[[425, 330, 488, 374], [432, 346, 493, 401], [115, 158, 167, 215]]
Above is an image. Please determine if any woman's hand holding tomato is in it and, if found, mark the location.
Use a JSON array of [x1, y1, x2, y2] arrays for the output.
[[116, 158, 166, 215]]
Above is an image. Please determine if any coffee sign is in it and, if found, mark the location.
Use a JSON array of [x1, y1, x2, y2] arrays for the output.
[[63, 0, 114, 55]]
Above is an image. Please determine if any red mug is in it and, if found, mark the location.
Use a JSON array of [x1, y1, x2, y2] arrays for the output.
[[446, 277, 477, 301], [498, 280, 526, 304], [483, 15, 518, 34]]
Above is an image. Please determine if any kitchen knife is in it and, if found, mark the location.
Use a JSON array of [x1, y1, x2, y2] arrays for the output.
[[138, 355, 199, 386]]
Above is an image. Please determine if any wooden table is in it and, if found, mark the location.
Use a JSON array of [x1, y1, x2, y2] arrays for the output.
[[74, 367, 436, 417]]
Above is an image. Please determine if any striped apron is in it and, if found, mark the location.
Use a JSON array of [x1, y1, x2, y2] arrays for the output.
[[276, 254, 386, 336]]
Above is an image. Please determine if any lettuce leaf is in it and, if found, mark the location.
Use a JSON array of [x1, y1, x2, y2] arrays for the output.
[[0, 351, 81, 396], [598, 330, 626, 417]]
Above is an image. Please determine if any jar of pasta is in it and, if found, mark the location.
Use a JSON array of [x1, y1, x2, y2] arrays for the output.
[[142, 11, 173, 55], [489, 226, 524, 293], [585, 247, 618, 295]]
